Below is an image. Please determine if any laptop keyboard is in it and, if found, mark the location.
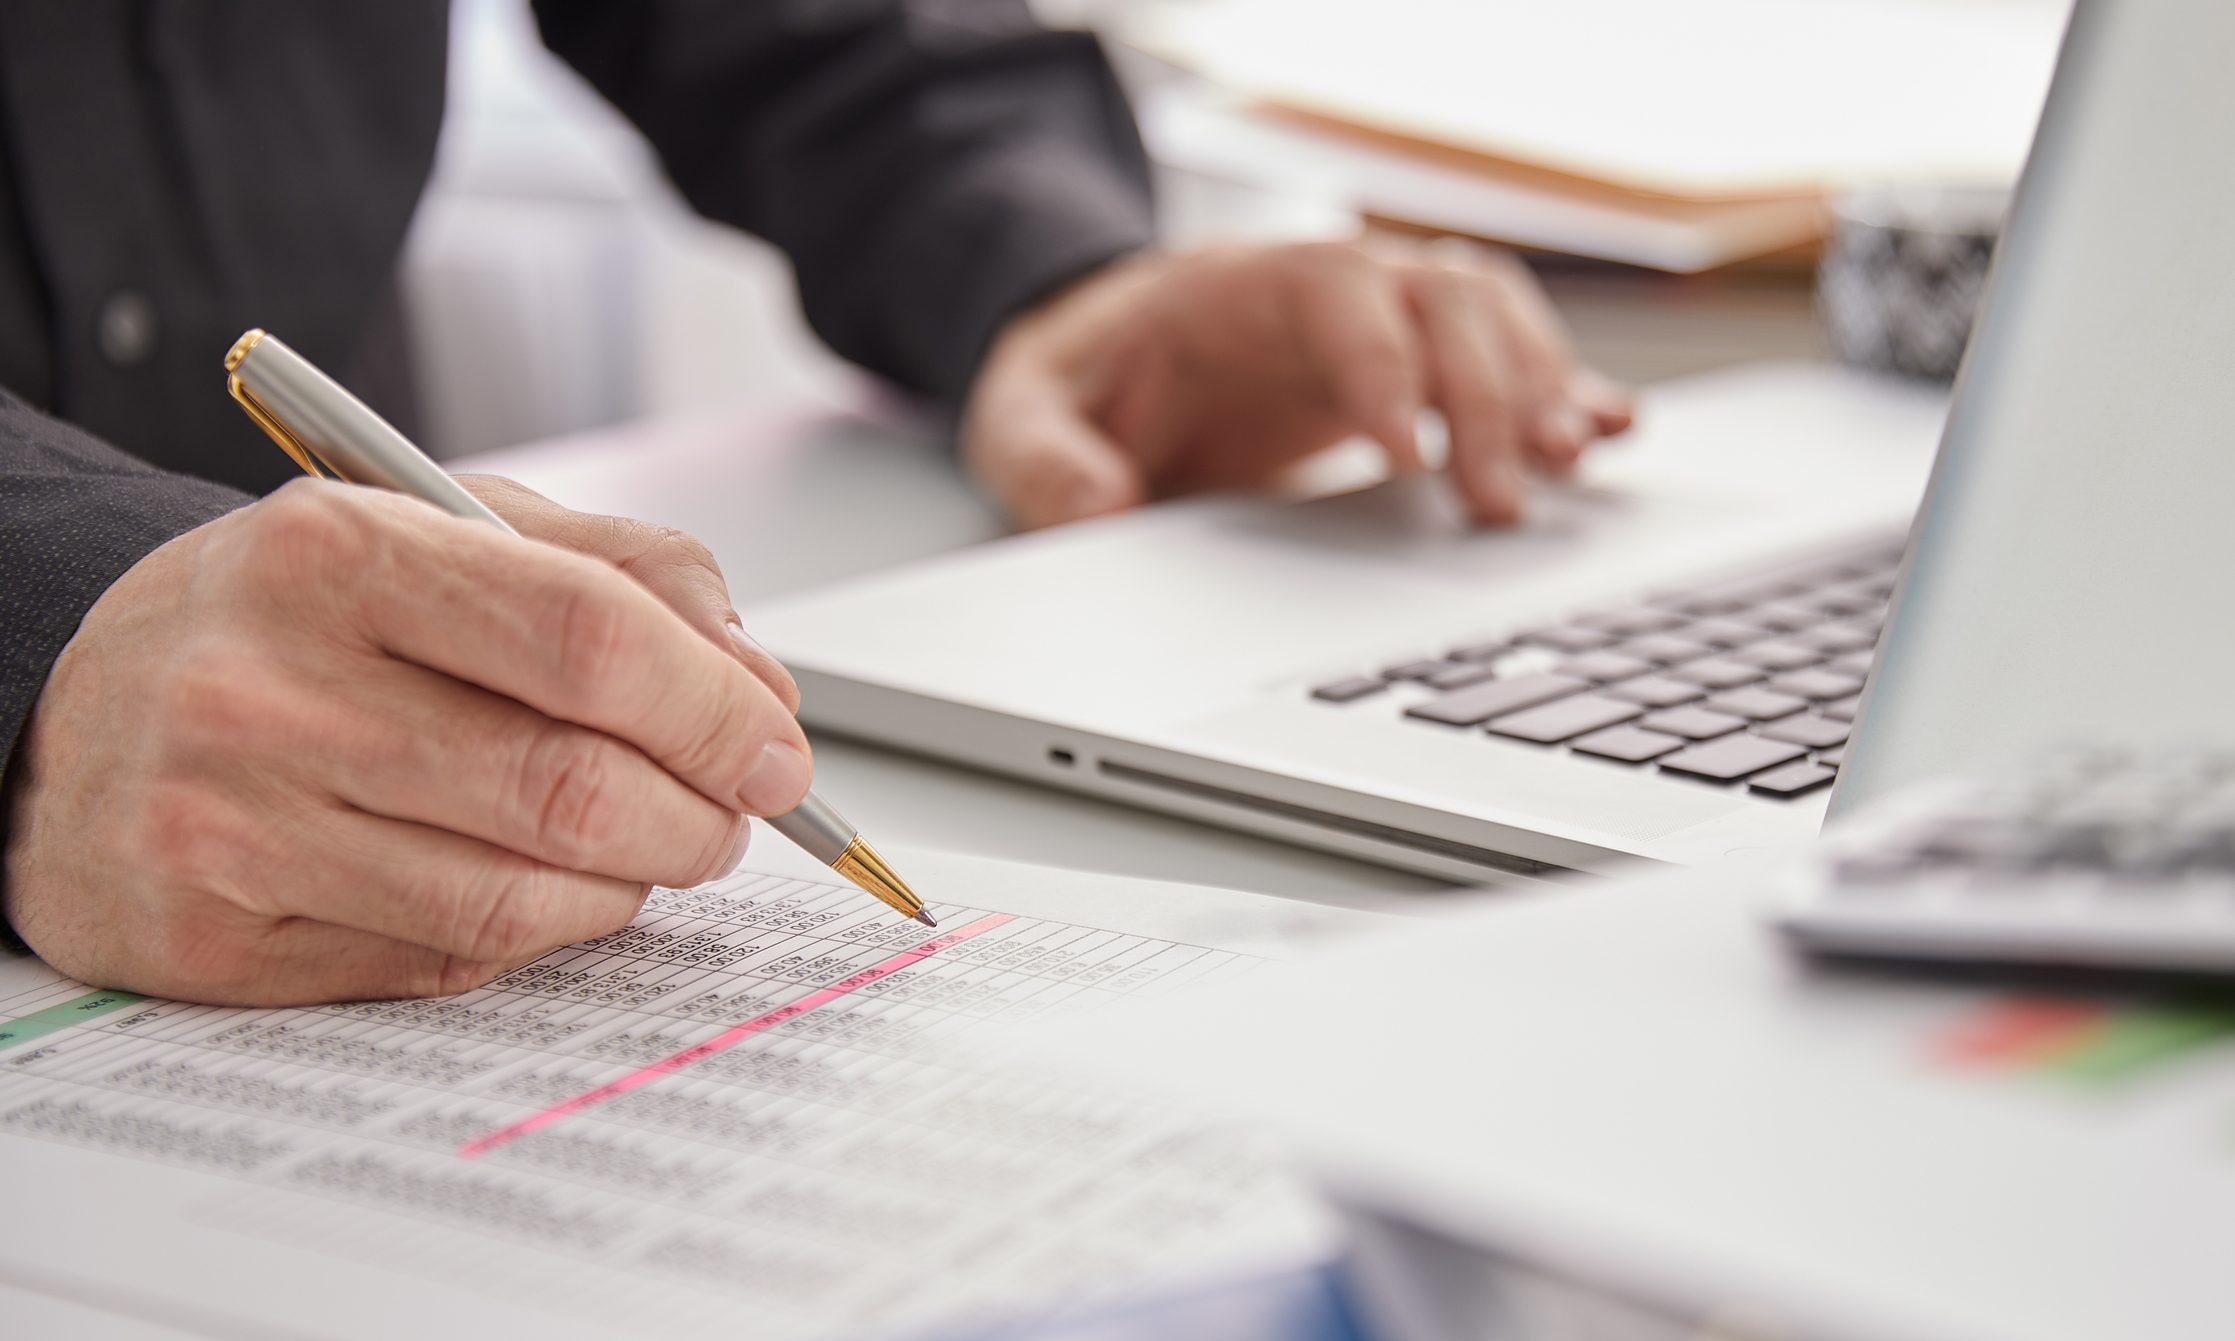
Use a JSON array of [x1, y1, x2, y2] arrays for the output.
[[1309, 535, 1906, 799], [1777, 753, 2235, 972]]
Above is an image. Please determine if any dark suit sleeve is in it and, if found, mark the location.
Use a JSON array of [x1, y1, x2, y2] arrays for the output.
[[531, 0, 1156, 401], [0, 392, 251, 866]]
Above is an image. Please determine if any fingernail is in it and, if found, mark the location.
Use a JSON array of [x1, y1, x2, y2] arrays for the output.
[[716, 814, 752, 879], [1537, 408, 1580, 461], [727, 616, 803, 707], [1491, 458, 1527, 523], [1575, 373, 1635, 425], [724, 618, 763, 664], [1562, 401, 1595, 440], [738, 740, 813, 815]]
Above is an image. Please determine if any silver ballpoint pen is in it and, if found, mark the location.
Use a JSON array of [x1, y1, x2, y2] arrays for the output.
[[223, 328, 935, 928]]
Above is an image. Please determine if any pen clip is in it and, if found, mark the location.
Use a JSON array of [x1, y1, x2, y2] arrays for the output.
[[227, 373, 334, 481]]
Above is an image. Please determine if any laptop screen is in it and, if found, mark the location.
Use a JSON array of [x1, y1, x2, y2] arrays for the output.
[[1833, 0, 2235, 816]]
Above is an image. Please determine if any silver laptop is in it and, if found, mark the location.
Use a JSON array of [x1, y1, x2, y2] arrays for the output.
[[750, 0, 2229, 885]]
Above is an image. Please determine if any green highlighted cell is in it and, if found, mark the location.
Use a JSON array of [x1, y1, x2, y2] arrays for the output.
[[2041, 1006, 2235, 1086], [0, 989, 146, 1051]]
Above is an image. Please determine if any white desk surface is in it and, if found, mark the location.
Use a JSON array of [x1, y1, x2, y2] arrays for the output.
[[448, 392, 1474, 918]]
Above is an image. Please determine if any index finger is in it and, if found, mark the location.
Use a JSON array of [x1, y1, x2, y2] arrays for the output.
[[327, 491, 814, 817], [456, 475, 803, 713], [1286, 245, 1427, 472]]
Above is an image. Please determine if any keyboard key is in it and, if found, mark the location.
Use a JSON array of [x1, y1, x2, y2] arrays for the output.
[[1748, 761, 1837, 796], [1486, 693, 1644, 744], [1731, 640, 1823, 672], [1766, 668, 1866, 701], [1673, 617, 1767, 649], [1760, 715, 1851, 748], [1667, 658, 1764, 690], [1683, 573, 1809, 608], [1654, 544, 1894, 619], [1827, 651, 1877, 678], [1423, 663, 1501, 691], [1405, 673, 1589, 727], [1820, 744, 1847, 767], [1821, 694, 1864, 721], [1447, 641, 1509, 663], [1793, 623, 1876, 655], [1578, 607, 1687, 637], [1706, 687, 1809, 720], [1804, 586, 1883, 618], [1383, 659, 1453, 680], [1640, 706, 1750, 740], [1648, 590, 1747, 617], [1571, 724, 1688, 763], [1912, 817, 2056, 866], [1604, 674, 1706, 708], [1749, 600, 1825, 633], [1518, 625, 1618, 654], [1659, 735, 1809, 782], [1558, 651, 1655, 683], [1311, 677, 1386, 703], [1611, 633, 1715, 665]]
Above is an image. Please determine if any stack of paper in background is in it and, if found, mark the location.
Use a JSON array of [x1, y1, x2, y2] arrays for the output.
[[1124, 0, 2070, 274]]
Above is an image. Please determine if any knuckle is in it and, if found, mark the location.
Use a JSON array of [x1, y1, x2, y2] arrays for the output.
[[592, 885, 651, 941], [158, 644, 270, 750], [1428, 268, 1478, 303], [138, 783, 242, 888], [240, 480, 373, 575], [665, 685, 761, 786], [459, 867, 549, 964], [647, 525, 718, 577], [428, 956, 505, 998], [148, 898, 262, 1001], [1474, 246, 1530, 283], [684, 818, 738, 887], [516, 725, 623, 867], [1450, 376, 1514, 422], [543, 571, 633, 700]]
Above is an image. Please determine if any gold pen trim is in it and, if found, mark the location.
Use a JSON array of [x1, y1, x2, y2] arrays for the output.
[[831, 837, 935, 927], [224, 328, 332, 481]]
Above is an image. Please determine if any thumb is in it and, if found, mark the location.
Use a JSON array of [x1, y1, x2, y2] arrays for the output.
[[971, 403, 1149, 530]]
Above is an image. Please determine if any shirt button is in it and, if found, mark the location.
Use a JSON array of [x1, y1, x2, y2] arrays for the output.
[[96, 290, 159, 367]]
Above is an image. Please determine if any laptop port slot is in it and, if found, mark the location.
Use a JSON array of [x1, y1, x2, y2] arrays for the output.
[[1093, 760, 1569, 878]]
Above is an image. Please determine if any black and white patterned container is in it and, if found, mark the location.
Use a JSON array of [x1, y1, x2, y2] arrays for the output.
[[1818, 187, 2008, 382]]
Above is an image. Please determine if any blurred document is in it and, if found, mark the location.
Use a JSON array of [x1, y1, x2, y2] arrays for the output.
[[1047, 861, 2235, 1341], [1143, 85, 1829, 272], [0, 848, 1367, 1341], [1133, 0, 2069, 199]]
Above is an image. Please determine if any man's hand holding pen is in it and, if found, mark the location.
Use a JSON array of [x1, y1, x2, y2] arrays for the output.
[[1, 477, 808, 1006], [0, 237, 1624, 1010]]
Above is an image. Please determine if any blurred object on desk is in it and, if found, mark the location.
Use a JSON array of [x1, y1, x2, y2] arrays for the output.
[[1779, 747, 2235, 974], [932, 1262, 1371, 1341], [1819, 186, 2008, 382], [1050, 855, 2235, 1341], [1127, 0, 2069, 200], [1141, 84, 1828, 273], [1530, 260, 1829, 386]]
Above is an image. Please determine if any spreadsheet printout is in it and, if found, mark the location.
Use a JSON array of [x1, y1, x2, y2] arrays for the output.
[[0, 847, 1365, 1341]]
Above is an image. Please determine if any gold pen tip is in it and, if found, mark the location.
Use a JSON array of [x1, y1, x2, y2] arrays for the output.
[[831, 837, 931, 927]]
